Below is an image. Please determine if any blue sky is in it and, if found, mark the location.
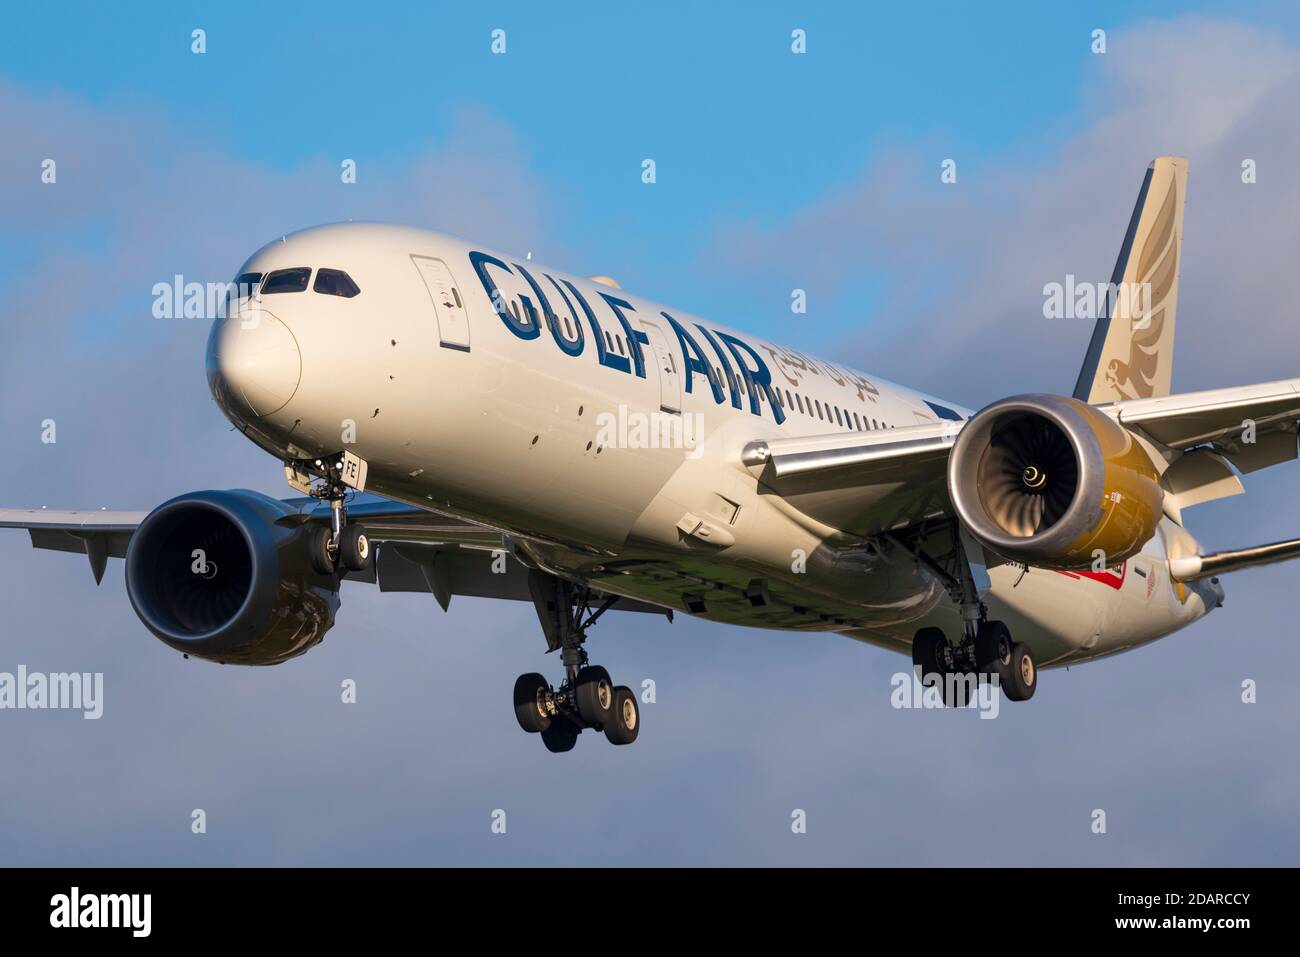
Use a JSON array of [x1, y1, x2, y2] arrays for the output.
[[3, 2, 1300, 865], [8, 0, 1296, 350]]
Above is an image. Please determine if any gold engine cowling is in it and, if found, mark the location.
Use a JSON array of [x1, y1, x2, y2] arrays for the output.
[[947, 394, 1162, 571]]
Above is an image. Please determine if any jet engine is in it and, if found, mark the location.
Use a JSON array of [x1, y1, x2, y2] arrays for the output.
[[947, 394, 1163, 570], [125, 489, 339, 665]]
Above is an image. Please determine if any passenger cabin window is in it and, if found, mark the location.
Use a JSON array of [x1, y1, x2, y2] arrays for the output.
[[262, 267, 312, 294], [314, 268, 361, 298]]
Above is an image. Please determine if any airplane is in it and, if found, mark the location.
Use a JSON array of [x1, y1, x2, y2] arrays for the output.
[[5, 155, 1300, 752]]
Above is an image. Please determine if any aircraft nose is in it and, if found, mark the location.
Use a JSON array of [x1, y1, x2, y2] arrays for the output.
[[205, 310, 302, 418]]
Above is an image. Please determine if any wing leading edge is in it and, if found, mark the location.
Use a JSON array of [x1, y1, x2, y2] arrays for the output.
[[0, 495, 666, 615]]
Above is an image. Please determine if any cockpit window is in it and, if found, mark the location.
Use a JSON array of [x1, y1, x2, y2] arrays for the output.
[[261, 267, 312, 294], [234, 271, 262, 294], [313, 268, 361, 298], [224, 272, 262, 315]]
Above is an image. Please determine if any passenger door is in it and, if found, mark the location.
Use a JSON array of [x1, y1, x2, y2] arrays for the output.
[[639, 321, 681, 414], [411, 256, 471, 351]]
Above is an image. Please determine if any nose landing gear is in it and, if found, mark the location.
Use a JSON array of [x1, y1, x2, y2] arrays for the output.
[[513, 571, 641, 751], [309, 516, 372, 575], [288, 452, 374, 576]]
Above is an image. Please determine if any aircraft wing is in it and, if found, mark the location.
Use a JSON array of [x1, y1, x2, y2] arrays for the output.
[[741, 377, 1300, 535], [1111, 377, 1300, 469], [741, 421, 958, 535], [0, 494, 671, 614], [0, 494, 499, 554]]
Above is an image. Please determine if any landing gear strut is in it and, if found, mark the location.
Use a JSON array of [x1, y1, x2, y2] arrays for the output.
[[291, 454, 373, 576], [513, 570, 640, 751], [903, 522, 1037, 704]]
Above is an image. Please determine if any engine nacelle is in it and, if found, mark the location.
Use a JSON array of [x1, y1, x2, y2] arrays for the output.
[[125, 489, 339, 665], [947, 394, 1162, 570]]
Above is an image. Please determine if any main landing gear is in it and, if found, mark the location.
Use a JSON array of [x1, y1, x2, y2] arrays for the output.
[[906, 524, 1037, 705], [513, 571, 640, 752]]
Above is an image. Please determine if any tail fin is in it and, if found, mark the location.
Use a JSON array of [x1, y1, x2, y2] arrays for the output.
[[1073, 156, 1187, 404]]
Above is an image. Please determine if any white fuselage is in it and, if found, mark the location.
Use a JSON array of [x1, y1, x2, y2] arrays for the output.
[[206, 222, 1218, 668]]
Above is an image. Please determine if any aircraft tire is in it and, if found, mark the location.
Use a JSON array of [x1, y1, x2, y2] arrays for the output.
[[575, 665, 615, 726], [541, 717, 579, 753], [603, 686, 640, 746], [974, 620, 1014, 680], [308, 526, 335, 576], [911, 627, 947, 680], [339, 523, 372, 571], [1003, 643, 1037, 701], [513, 672, 552, 733]]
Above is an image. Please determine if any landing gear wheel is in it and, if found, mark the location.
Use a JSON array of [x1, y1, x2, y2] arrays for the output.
[[943, 673, 976, 708], [911, 627, 948, 681], [338, 523, 372, 572], [513, 673, 552, 733], [974, 620, 1013, 680], [913, 628, 967, 708], [603, 686, 639, 745], [308, 526, 335, 576], [1003, 642, 1037, 701], [541, 718, 579, 753], [575, 665, 615, 727]]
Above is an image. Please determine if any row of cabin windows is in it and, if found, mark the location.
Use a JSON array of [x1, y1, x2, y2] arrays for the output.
[[773, 386, 892, 431], [398, 294, 888, 430], [700, 366, 893, 431], [689, 361, 892, 431], [463, 310, 884, 431], [699, 366, 889, 429], [227, 275, 887, 433]]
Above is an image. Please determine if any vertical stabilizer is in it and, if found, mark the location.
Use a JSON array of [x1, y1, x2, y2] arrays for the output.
[[1073, 156, 1187, 403]]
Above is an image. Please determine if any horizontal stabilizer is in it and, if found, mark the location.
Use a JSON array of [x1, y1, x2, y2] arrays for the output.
[[1168, 537, 1300, 581]]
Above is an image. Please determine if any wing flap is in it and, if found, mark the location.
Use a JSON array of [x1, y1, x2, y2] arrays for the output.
[[742, 423, 957, 534]]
